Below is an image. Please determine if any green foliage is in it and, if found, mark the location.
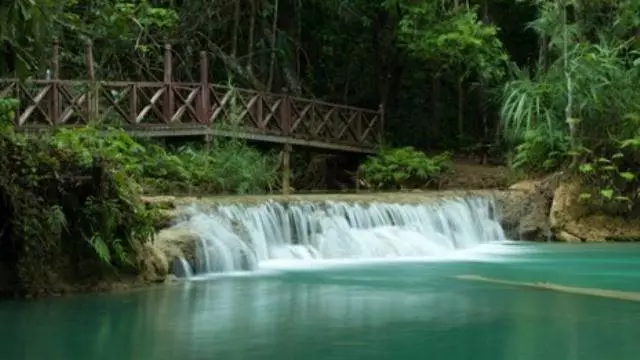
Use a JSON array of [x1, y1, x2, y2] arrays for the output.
[[0, 101, 277, 293], [0, 102, 158, 292], [511, 126, 570, 172], [500, 0, 640, 214], [50, 127, 279, 194], [398, 4, 508, 81], [359, 147, 451, 190], [0, 98, 18, 122], [0, 0, 61, 75], [575, 136, 640, 215]]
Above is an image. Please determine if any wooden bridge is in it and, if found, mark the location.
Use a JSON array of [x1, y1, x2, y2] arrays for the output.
[[0, 42, 383, 155]]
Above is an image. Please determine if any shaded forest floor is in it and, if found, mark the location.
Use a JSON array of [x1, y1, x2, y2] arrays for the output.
[[439, 156, 520, 190]]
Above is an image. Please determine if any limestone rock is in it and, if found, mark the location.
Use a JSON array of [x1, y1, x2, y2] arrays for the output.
[[508, 180, 539, 192], [155, 209, 182, 230], [549, 180, 588, 230], [549, 179, 640, 242], [136, 242, 169, 282], [153, 227, 200, 272], [496, 178, 555, 241], [565, 214, 640, 242], [555, 231, 582, 243], [518, 210, 552, 241]]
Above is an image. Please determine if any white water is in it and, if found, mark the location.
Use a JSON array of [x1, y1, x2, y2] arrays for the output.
[[169, 197, 510, 276]]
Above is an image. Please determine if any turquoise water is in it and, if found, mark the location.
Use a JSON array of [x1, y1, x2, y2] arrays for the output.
[[2, 243, 640, 359]]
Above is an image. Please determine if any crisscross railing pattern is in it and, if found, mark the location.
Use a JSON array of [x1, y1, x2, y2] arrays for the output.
[[0, 41, 383, 153]]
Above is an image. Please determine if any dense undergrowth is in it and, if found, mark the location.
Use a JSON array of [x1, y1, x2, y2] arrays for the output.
[[52, 127, 280, 195], [0, 97, 279, 296], [358, 147, 452, 190], [498, 4, 640, 218]]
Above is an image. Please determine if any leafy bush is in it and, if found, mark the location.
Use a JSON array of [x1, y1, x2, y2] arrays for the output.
[[510, 126, 570, 172], [51, 127, 279, 194], [501, 43, 640, 173], [0, 102, 279, 295], [575, 136, 640, 215], [359, 147, 451, 190], [0, 102, 158, 294], [0, 98, 18, 123]]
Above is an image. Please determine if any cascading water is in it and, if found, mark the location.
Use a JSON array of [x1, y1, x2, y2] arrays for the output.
[[168, 196, 508, 276]]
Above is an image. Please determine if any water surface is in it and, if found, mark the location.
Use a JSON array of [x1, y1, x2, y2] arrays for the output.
[[2, 243, 640, 360]]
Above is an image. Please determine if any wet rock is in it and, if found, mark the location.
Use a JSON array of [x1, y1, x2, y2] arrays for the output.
[[136, 242, 169, 282], [153, 227, 200, 272], [549, 180, 589, 230], [154, 209, 182, 230], [555, 230, 582, 243], [495, 176, 558, 241], [164, 274, 180, 283], [518, 211, 551, 241], [171, 256, 194, 278], [549, 179, 640, 242]]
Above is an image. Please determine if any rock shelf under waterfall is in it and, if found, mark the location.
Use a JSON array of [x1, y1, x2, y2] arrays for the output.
[[155, 196, 508, 277]]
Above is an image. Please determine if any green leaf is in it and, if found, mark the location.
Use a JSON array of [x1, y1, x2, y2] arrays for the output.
[[578, 163, 594, 174], [600, 189, 614, 200], [619, 172, 636, 181]]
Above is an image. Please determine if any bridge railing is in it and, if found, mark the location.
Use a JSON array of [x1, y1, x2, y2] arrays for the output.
[[0, 41, 383, 153]]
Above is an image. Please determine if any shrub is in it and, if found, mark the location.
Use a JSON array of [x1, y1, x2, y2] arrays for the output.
[[359, 147, 451, 190], [50, 127, 279, 195], [0, 102, 158, 294], [510, 126, 571, 172], [0, 102, 278, 295]]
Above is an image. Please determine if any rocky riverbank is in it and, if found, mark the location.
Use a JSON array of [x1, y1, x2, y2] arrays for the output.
[[499, 174, 640, 242], [6, 178, 639, 299]]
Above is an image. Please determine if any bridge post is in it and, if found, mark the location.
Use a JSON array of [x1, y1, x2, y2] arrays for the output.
[[84, 39, 98, 120], [163, 44, 174, 123], [50, 39, 60, 126], [198, 51, 210, 125], [282, 144, 292, 195], [280, 88, 292, 194]]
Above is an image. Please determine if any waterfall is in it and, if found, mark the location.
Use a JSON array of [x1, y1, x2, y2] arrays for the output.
[[169, 197, 507, 276]]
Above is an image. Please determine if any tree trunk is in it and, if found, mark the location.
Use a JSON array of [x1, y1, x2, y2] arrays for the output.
[[480, 0, 489, 141], [232, 0, 241, 58], [457, 77, 464, 146], [267, 0, 279, 91], [430, 74, 441, 147], [247, 0, 256, 75], [539, 36, 548, 70]]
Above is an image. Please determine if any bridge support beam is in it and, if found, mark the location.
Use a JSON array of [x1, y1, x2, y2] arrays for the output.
[[282, 144, 292, 195]]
